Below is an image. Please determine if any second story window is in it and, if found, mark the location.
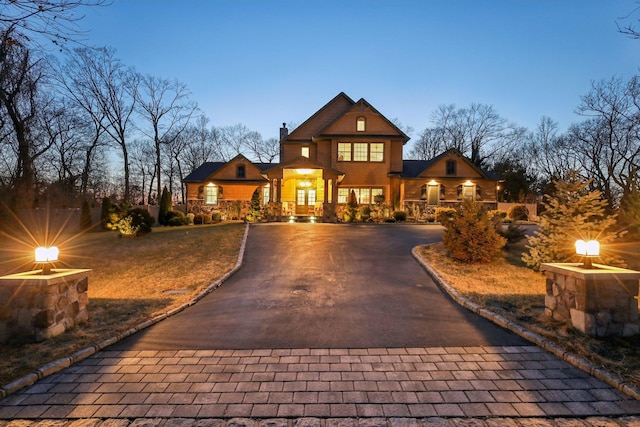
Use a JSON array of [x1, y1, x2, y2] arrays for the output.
[[338, 142, 351, 161], [353, 143, 368, 161], [356, 116, 366, 132], [237, 164, 246, 178], [301, 146, 309, 158], [370, 143, 384, 162]]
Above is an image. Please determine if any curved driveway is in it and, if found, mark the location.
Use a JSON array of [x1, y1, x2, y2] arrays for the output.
[[116, 223, 526, 350]]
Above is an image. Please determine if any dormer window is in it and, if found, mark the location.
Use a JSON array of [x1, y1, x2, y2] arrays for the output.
[[301, 146, 309, 158], [356, 116, 366, 132], [236, 164, 246, 178]]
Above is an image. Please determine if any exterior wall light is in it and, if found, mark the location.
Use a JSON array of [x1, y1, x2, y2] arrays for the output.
[[35, 246, 59, 275], [296, 168, 313, 175], [575, 239, 600, 269]]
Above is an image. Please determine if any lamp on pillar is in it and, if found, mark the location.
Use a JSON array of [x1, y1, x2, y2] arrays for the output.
[[575, 239, 600, 269], [35, 246, 59, 275]]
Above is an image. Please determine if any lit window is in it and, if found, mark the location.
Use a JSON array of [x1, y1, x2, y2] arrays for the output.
[[262, 185, 270, 205], [338, 143, 351, 161], [338, 188, 349, 203], [205, 185, 218, 205], [372, 188, 384, 202], [301, 146, 309, 158], [446, 160, 456, 176], [353, 143, 368, 161], [357, 117, 366, 132], [359, 188, 371, 204], [370, 143, 384, 162], [237, 164, 246, 178]]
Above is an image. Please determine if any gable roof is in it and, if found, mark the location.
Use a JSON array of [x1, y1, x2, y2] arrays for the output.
[[400, 148, 500, 180], [316, 97, 410, 143], [182, 162, 226, 182], [182, 154, 276, 183], [284, 92, 355, 142]]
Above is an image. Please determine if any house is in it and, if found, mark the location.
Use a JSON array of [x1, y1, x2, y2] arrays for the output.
[[183, 93, 500, 221]]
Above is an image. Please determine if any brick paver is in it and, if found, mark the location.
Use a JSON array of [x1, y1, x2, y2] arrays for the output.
[[1, 345, 639, 424]]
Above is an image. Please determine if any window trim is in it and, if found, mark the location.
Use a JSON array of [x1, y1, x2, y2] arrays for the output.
[[337, 187, 384, 204], [356, 116, 366, 132], [336, 142, 384, 162], [446, 160, 457, 176], [236, 164, 246, 178], [301, 146, 310, 158], [205, 184, 218, 205]]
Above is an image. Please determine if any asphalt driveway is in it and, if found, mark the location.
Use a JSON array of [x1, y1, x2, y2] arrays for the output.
[[115, 223, 527, 350]]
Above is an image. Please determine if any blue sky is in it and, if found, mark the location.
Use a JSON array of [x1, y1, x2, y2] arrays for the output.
[[80, 0, 639, 146]]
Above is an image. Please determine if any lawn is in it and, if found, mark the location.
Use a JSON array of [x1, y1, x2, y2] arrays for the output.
[[416, 237, 640, 390], [0, 222, 246, 387]]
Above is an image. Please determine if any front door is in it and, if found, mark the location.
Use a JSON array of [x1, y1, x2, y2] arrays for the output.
[[296, 188, 316, 215]]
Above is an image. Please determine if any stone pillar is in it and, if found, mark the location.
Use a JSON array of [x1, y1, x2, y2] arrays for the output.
[[0, 269, 91, 343], [541, 263, 640, 337]]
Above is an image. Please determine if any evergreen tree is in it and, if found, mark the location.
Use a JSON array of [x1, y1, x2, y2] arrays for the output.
[[442, 199, 506, 263], [522, 172, 624, 270], [158, 186, 172, 225], [247, 187, 262, 222], [80, 199, 92, 231]]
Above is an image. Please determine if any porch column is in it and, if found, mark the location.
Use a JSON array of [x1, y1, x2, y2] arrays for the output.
[[276, 178, 282, 202], [323, 178, 329, 202]]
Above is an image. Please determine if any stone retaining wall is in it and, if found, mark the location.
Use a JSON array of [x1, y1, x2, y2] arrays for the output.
[[0, 269, 91, 343]]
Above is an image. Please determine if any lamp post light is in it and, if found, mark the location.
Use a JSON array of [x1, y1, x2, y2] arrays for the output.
[[35, 246, 59, 275], [575, 239, 600, 269]]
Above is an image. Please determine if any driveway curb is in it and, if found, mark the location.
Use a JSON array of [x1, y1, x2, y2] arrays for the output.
[[0, 223, 251, 399], [411, 245, 640, 401]]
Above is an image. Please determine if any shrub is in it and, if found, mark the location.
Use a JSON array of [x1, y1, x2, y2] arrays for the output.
[[158, 186, 172, 225], [435, 207, 456, 223], [246, 188, 262, 222], [497, 223, 527, 247], [193, 213, 211, 225], [426, 214, 436, 223], [119, 208, 154, 236], [507, 204, 529, 221], [344, 190, 358, 223], [166, 210, 190, 226], [359, 206, 372, 222], [393, 211, 407, 222], [211, 212, 222, 223], [442, 200, 507, 263]]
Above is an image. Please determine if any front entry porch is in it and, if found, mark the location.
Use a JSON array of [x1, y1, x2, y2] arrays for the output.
[[265, 157, 343, 222]]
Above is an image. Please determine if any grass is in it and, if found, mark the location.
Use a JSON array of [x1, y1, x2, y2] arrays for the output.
[[417, 238, 640, 390], [0, 222, 246, 387]]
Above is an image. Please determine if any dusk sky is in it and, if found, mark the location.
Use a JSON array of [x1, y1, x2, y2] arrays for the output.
[[80, 0, 639, 148]]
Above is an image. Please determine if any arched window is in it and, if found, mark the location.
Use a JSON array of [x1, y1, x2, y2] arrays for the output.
[[446, 160, 456, 176], [440, 184, 446, 199], [236, 164, 246, 178], [420, 184, 427, 200], [356, 116, 366, 132], [476, 185, 482, 199]]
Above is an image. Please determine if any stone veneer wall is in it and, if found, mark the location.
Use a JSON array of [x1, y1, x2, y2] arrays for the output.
[[0, 269, 90, 343], [542, 263, 639, 337]]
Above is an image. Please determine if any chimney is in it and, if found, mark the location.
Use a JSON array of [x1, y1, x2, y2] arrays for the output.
[[279, 122, 288, 142]]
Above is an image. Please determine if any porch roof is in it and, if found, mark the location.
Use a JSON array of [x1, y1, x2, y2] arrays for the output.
[[264, 156, 345, 179]]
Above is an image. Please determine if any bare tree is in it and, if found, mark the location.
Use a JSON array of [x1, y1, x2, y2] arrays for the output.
[[569, 76, 640, 207], [134, 73, 197, 201], [415, 103, 524, 167], [129, 138, 155, 205], [0, 0, 109, 47], [0, 29, 55, 208], [59, 46, 137, 202]]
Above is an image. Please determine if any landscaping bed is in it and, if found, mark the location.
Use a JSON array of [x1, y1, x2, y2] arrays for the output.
[[416, 239, 640, 390], [0, 223, 246, 387]]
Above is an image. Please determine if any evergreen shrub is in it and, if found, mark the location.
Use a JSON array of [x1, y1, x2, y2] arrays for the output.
[[393, 211, 407, 222], [166, 210, 190, 226], [507, 204, 529, 221], [193, 213, 211, 224], [435, 207, 456, 223], [119, 208, 154, 236], [442, 200, 507, 263]]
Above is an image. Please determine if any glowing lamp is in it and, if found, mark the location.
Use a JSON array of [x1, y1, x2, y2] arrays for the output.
[[296, 168, 313, 175], [575, 239, 599, 268], [35, 246, 59, 274], [464, 180, 473, 186]]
